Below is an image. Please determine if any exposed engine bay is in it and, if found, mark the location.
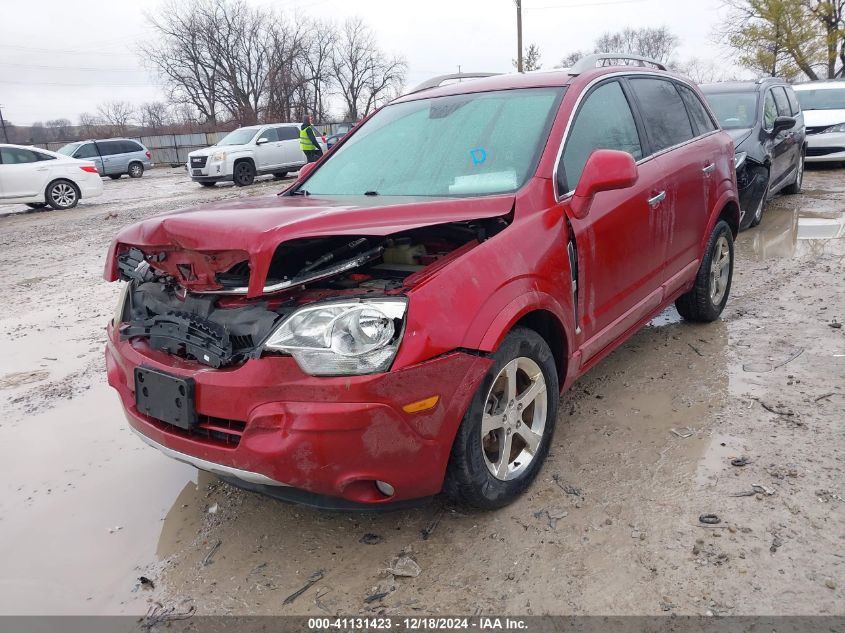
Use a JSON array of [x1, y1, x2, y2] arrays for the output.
[[116, 218, 508, 368]]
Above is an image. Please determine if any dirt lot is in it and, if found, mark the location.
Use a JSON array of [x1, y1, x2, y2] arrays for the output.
[[0, 166, 842, 617]]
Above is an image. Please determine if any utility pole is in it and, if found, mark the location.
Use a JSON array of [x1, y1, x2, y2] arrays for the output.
[[0, 105, 8, 143], [516, 0, 523, 73]]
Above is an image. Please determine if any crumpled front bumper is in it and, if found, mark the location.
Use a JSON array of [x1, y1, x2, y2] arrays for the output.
[[106, 323, 491, 506]]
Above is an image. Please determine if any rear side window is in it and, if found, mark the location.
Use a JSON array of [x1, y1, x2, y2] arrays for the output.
[[0, 147, 40, 164], [75, 143, 99, 159], [629, 78, 694, 153], [121, 140, 143, 153], [34, 151, 56, 161], [97, 140, 124, 156], [258, 128, 278, 142], [277, 126, 299, 141], [785, 87, 801, 115], [772, 87, 791, 116], [763, 91, 778, 129], [677, 84, 717, 136], [561, 80, 643, 192]]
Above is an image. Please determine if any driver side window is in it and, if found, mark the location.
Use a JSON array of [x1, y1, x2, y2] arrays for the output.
[[258, 128, 278, 143], [763, 91, 778, 130], [560, 80, 643, 194]]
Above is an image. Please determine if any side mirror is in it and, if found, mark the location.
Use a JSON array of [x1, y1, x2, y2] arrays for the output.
[[298, 162, 317, 180], [568, 149, 639, 220], [256, 137, 269, 145], [772, 116, 796, 135]]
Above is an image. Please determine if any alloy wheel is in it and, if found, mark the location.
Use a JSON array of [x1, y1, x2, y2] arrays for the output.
[[129, 163, 143, 178], [709, 235, 731, 305], [481, 357, 548, 481], [51, 183, 77, 208]]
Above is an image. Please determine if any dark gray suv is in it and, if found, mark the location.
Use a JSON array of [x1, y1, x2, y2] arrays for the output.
[[701, 79, 806, 229]]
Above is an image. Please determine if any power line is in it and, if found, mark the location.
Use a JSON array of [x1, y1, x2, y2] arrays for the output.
[[0, 79, 162, 88], [1, 62, 147, 72], [0, 43, 138, 56]]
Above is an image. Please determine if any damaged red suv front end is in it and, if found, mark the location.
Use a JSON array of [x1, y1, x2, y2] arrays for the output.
[[104, 192, 516, 507]]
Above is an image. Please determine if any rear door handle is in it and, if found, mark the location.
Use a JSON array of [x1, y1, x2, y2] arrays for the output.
[[648, 191, 666, 207], [702, 163, 716, 175]]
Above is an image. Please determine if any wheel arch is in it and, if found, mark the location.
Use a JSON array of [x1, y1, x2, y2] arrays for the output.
[[513, 309, 569, 386], [718, 200, 740, 238]]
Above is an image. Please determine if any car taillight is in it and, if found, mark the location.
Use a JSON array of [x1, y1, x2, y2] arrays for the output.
[[145, 151, 151, 159], [80, 166, 98, 173]]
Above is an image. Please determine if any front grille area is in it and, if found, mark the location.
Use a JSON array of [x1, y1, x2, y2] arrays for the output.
[[807, 146, 845, 156], [147, 414, 246, 448], [190, 156, 208, 168]]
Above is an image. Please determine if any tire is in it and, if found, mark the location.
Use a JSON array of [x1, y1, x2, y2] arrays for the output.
[[233, 160, 256, 187], [199, 182, 217, 188], [749, 169, 769, 228], [128, 162, 144, 178], [675, 220, 734, 323], [444, 327, 559, 509], [45, 180, 80, 210], [782, 152, 804, 195], [109, 174, 122, 180], [273, 171, 288, 179], [25, 202, 47, 210]]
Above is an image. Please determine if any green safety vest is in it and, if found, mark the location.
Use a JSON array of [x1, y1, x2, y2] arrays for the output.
[[299, 125, 318, 151]]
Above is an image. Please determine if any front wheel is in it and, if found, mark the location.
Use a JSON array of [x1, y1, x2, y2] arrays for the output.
[[109, 174, 122, 180], [675, 220, 734, 322], [233, 161, 256, 186], [199, 182, 217, 188], [26, 202, 47, 210], [272, 171, 288, 179], [45, 180, 80, 210], [444, 327, 559, 509]]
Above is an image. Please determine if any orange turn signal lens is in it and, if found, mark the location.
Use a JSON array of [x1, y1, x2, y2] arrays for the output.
[[402, 395, 440, 414]]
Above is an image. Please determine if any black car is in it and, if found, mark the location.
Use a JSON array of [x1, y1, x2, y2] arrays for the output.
[[701, 79, 806, 230]]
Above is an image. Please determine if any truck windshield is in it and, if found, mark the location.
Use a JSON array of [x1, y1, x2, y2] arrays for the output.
[[705, 92, 759, 129], [217, 128, 259, 146], [300, 87, 565, 197], [796, 88, 845, 110]]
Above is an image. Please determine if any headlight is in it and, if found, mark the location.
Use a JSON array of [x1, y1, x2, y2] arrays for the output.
[[113, 282, 130, 326], [821, 122, 845, 134], [211, 151, 227, 161], [263, 299, 407, 376], [734, 152, 747, 170]]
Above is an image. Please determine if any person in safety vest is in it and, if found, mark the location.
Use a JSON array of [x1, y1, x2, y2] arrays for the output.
[[300, 115, 323, 163]]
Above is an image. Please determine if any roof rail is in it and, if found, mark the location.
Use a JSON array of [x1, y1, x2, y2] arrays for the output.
[[407, 72, 502, 95], [569, 53, 667, 75]]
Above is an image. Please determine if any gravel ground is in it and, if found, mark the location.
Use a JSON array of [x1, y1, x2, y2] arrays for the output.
[[0, 166, 842, 617]]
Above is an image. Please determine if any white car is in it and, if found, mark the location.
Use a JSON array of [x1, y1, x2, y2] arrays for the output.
[[793, 81, 845, 164], [0, 144, 104, 210], [187, 123, 327, 187]]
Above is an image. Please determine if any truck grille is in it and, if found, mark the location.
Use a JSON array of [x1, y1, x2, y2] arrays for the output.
[[148, 414, 246, 448], [190, 156, 208, 168]]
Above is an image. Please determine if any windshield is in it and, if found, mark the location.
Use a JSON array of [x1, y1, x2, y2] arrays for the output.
[[704, 92, 759, 129], [300, 87, 565, 197], [216, 128, 259, 146], [796, 88, 845, 111], [57, 142, 81, 156]]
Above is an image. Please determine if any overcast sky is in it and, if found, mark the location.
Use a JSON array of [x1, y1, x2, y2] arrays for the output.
[[0, 0, 736, 126]]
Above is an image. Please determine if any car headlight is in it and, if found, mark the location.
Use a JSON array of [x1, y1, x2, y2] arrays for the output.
[[821, 122, 845, 134], [263, 299, 407, 376], [734, 152, 747, 170], [211, 151, 227, 161]]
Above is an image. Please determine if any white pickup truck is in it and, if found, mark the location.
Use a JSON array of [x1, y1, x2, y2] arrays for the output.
[[187, 123, 326, 187]]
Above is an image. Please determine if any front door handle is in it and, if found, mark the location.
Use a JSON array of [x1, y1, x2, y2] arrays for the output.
[[702, 163, 716, 175], [648, 191, 666, 207]]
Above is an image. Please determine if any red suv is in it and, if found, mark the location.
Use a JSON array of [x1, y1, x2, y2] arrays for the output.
[[105, 55, 739, 510]]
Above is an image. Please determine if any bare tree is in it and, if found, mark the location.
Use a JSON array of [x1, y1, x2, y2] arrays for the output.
[[513, 43, 542, 71], [139, 102, 173, 132], [265, 13, 310, 122], [78, 112, 105, 138], [29, 122, 46, 143], [299, 18, 337, 120], [142, 0, 223, 124], [45, 118, 73, 141], [332, 17, 406, 121], [674, 57, 742, 83], [594, 26, 679, 63], [97, 101, 136, 135], [557, 50, 588, 68]]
